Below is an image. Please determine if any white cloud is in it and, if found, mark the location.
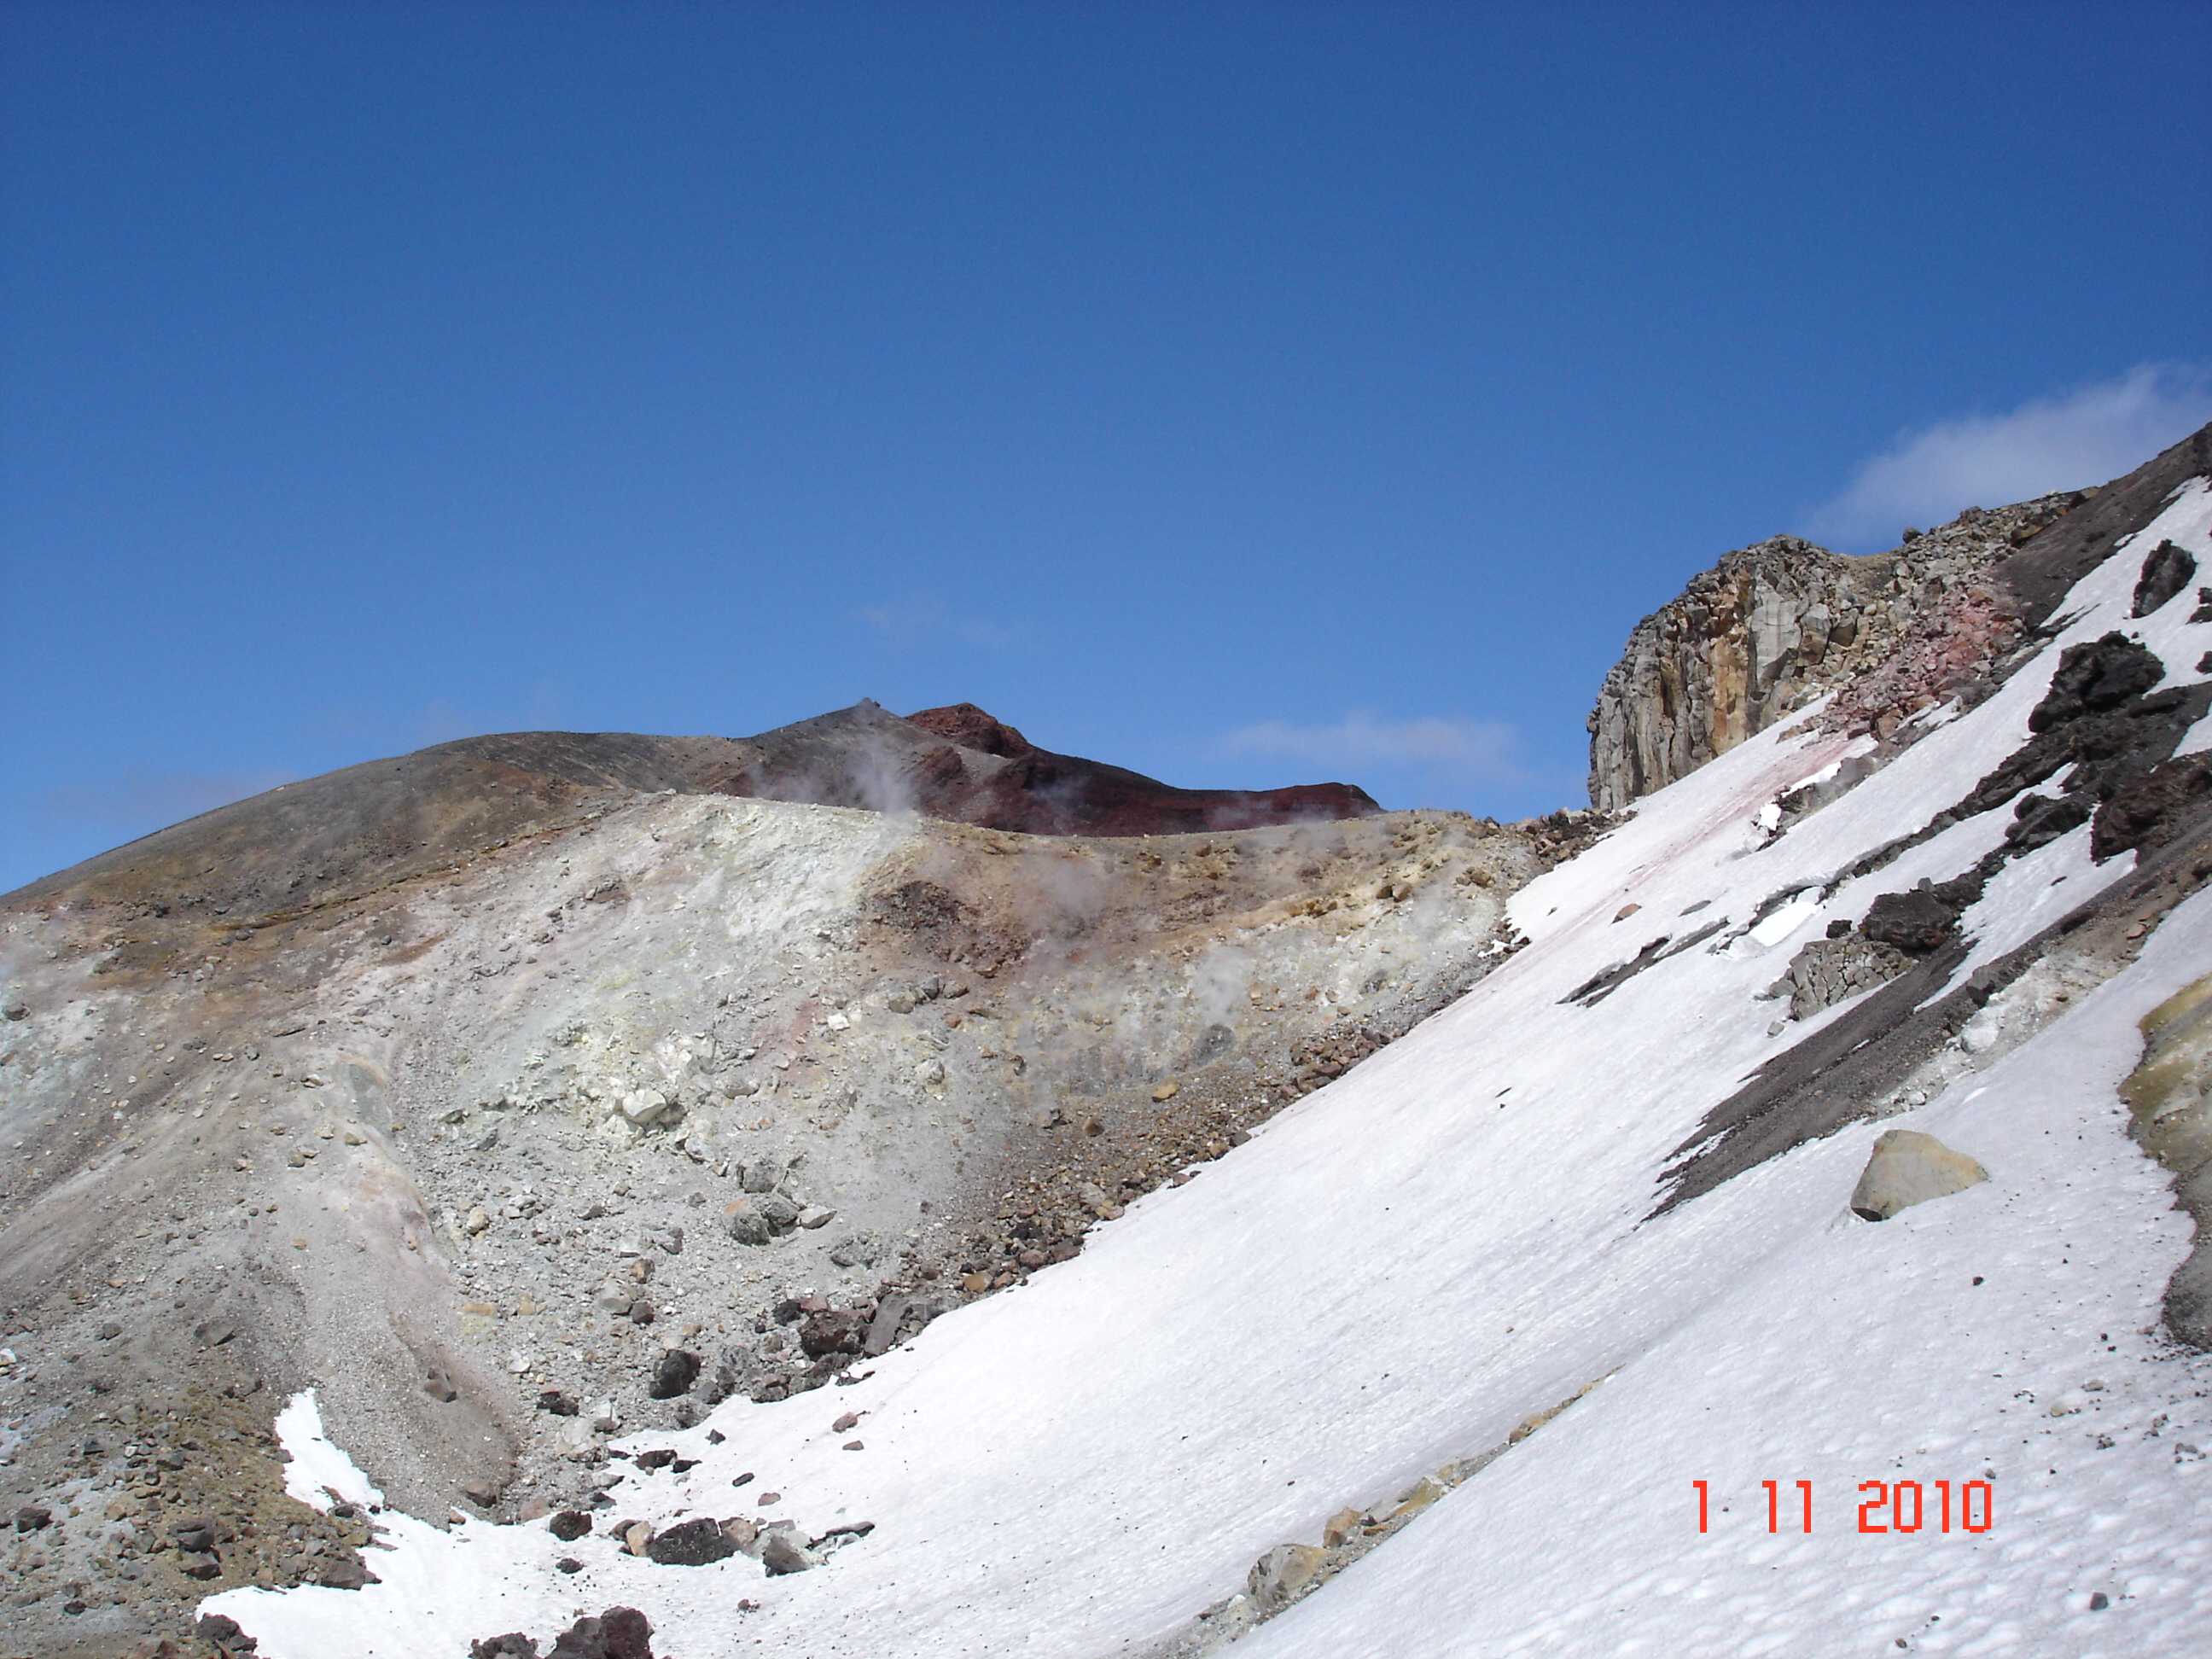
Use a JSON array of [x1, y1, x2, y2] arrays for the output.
[[1802, 364, 2212, 549], [1220, 711, 1522, 782]]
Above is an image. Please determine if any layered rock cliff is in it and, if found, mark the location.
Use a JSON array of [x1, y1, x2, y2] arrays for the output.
[[1586, 494, 2082, 811]]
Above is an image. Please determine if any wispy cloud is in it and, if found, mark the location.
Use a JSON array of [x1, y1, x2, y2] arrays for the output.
[[859, 597, 1018, 651], [1802, 364, 2212, 549], [1220, 711, 1523, 783], [32, 768, 295, 831]]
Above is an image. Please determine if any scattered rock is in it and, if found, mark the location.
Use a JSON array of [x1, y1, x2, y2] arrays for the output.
[[724, 1204, 777, 1246], [760, 1532, 815, 1575], [549, 1510, 592, 1542], [754, 1192, 801, 1232], [195, 1614, 259, 1653], [862, 1295, 910, 1356]]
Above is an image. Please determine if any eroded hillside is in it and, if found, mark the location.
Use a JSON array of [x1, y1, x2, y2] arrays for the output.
[[0, 735, 1558, 1650]]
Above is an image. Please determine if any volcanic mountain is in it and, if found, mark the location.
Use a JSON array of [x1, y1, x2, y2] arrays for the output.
[[11, 699, 1379, 927], [5, 425, 2212, 1658]]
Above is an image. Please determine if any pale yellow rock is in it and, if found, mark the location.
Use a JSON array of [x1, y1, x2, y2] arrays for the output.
[[1848, 1129, 1988, 1221], [1247, 1542, 1326, 1610], [1392, 1476, 1445, 1517]]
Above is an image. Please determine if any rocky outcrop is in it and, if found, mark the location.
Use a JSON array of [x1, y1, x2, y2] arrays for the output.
[[2122, 975, 2212, 1346], [1761, 933, 1911, 1021], [1586, 496, 2082, 812], [0, 750, 1534, 1648]]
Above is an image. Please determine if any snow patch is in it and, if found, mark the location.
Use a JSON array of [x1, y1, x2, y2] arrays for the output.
[[274, 1390, 384, 1515]]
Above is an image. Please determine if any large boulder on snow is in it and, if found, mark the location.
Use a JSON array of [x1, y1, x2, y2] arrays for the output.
[[2131, 538, 2197, 617], [1849, 1130, 1988, 1221], [1860, 888, 1959, 956]]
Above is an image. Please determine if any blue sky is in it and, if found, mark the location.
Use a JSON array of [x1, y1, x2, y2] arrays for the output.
[[5, 3, 2209, 894]]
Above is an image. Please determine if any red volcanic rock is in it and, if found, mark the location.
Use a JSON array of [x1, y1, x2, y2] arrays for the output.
[[905, 703, 1036, 759], [721, 700, 1379, 836], [899, 705, 1380, 837]]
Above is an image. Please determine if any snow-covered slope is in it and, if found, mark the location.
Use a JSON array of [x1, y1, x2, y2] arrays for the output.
[[212, 481, 2212, 1656]]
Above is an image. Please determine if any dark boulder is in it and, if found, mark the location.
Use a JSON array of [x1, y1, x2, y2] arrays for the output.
[[644, 1516, 736, 1566], [317, 1554, 379, 1590], [549, 1510, 592, 1542], [547, 1608, 655, 1659], [1860, 888, 1959, 955], [195, 1614, 258, 1654], [799, 1309, 865, 1358], [471, 1637, 541, 1659], [2005, 791, 2093, 853], [2131, 540, 2197, 617], [647, 1349, 701, 1400], [2092, 754, 2212, 862], [2029, 633, 2164, 731]]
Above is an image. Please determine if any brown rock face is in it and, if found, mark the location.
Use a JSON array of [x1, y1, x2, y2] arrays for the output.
[[1585, 497, 2081, 812], [1586, 419, 2212, 814]]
